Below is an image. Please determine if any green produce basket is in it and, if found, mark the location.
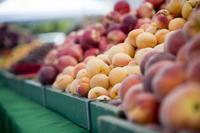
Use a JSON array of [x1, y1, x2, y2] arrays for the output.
[[98, 116, 159, 133], [0, 71, 22, 93], [19, 80, 45, 106], [89, 101, 122, 133], [45, 87, 90, 130]]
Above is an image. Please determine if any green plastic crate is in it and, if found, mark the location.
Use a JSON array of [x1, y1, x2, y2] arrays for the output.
[[19, 80, 45, 106], [98, 116, 159, 133], [89, 101, 121, 133], [45, 87, 90, 130]]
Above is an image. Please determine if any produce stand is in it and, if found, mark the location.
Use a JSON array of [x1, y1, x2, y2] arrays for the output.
[[45, 87, 91, 130], [0, 83, 88, 133], [98, 116, 158, 133], [89, 101, 122, 133]]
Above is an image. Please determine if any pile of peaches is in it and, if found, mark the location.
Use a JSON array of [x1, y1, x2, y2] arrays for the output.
[[37, 0, 200, 132]]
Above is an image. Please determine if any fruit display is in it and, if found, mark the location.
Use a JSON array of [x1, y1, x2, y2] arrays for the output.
[[38, 0, 162, 85], [44, 0, 200, 132]]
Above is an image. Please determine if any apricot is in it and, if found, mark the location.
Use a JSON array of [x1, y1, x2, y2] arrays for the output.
[[112, 53, 132, 67], [109, 67, 129, 86], [136, 32, 157, 49], [90, 74, 110, 89]]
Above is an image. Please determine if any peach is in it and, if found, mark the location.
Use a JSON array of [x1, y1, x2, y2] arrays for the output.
[[68, 79, 79, 94], [62, 66, 75, 78], [184, 35, 200, 62], [128, 59, 137, 66], [37, 65, 58, 85], [125, 29, 144, 47], [44, 50, 58, 65], [135, 18, 151, 29], [53, 75, 73, 91], [56, 55, 77, 72], [112, 53, 132, 67], [155, 29, 169, 44], [123, 65, 141, 75], [152, 9, 172, 29], [153, 63, 186, 100], [144, 52, 175, 72], [160, 82, 200, 130], [76, 69, 88, 79], [83, 56, 96, 64], [109, 83, 121, 99], [136, 32, 157, 49], [76, 77, 90, 97], [84, 48, 100, 58], [66, 45, 83, 61], [167, 0, 182, 16], [134, 48, 154, 65], [123, 89, 159, 124], [143, 61, 174, 92], [86, 58, 110, 78], [145, 23, 158, 34], [114, 0, 130, 14], [137, 2, 155, 18], [140, 51, 160, 75], [145, 0, 165, 8], [106, 45, 126, 60], [187, 59, 200, 82], [164, 30, 188, 55], [73, 63, 85, 77], [119, 74, 142, 100], [181, 1, 193, 20], [90, 74, 109, 89], [97, 54, 111, 65], [96, 95, 111, 101], [119, 43, 135, 57], [88, 87, 109, 100], [168, 18, 186, 31], [154, 43, 164, 52], [107, 30, 126, 44], [109, 67, 129, 86]]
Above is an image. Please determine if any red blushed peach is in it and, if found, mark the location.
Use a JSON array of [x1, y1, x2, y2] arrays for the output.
[[187, 59, 200, 82], [140, 51, 160, 75], [160, 82, 200, 130], [119, 74, 142, 101], [134, 48, 154, 65], [112, 53, 132, 67], [143, 61, 174, 92], [56, 55, 77, 72], [184, 35, 200, 63], [107, 30, 126, 44], [44, 50, 58, 65], [73, 63, 85, 77], [84, 48, 100, 58], [109, 83, 121, 99], [123, 89, 159, 124], [137, 2, 155, 18], [76, 77, 90, 97], [88, 87, 109, 100], [164, 29, 188, 55], [66, 45, 83, 61], [153, 63, 186, 100], [144, 52, 175, 72]]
